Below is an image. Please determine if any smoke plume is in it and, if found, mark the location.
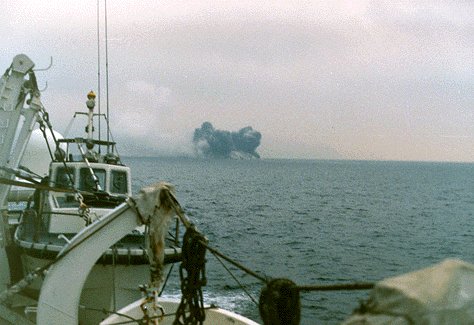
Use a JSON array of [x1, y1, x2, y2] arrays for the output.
[[193, 122, 261, 159]]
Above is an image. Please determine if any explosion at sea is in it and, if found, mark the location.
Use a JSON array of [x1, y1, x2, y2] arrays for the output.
[[193, 122, 262, 159]]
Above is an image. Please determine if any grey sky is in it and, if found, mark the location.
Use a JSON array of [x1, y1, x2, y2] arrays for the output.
[[2, 1, 474, 161]]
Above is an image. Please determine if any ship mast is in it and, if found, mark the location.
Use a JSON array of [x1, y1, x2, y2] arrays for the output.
[[96, 0, 111, 155], [86, 91, 96, 142], [97, 0, 101, 152], [104, 0, 111, 154]]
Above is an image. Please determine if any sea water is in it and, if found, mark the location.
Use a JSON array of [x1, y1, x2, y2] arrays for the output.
[[123, 157, 474, 325]]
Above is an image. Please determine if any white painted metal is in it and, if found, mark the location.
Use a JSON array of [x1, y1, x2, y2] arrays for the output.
[[37, 182, 179, 325], [46, 161, 132, 233], [18, 242, 173, 325], [0, 54, 43, 247], [0, 54, 34, 128], [37, 202, 135, 324], [100, 297, 261, 325], [0, 54, 38, 174], [6, 93, 42, 175]]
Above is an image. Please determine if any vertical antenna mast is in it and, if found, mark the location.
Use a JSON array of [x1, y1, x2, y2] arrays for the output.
[[104, 0, 116, 311], [105, 0, 110, 154], [97, 0, 101, 152]]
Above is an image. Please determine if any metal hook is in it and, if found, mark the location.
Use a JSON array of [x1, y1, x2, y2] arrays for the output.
[[58, 234, 71, 244], [33, 56, 53, 72], [38, 81, 48, 92]]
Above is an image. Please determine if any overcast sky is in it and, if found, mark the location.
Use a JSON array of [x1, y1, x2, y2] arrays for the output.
[[2, 1, 474, 161]]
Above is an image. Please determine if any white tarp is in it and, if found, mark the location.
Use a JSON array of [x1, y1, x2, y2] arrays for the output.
[[134, 182, 177, 287], [342, 259, 474, 325]]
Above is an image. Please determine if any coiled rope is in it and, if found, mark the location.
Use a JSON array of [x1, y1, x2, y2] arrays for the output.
[[173, 228, 207, 325]]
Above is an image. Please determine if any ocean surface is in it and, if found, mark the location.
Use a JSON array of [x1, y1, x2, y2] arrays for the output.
[[123, 156, 474, 325]]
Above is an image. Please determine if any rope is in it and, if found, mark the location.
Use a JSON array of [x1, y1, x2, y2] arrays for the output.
[[98, 306, 219, 325], [210, 252, 259, 307], [79, 305, 140, 323], [296, 282, 375, 292], [259, 278, 300, 325], [173, 228, 207, 325], [158, 263, 174, 297], [200, 241, 268, 284], [112, 245, 117, 311], [258, 280, 374, 325], [38, 120, 54, 161], [39, 109, 76, 190]]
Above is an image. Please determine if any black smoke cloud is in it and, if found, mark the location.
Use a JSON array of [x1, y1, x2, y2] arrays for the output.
[[193, 122, 262, 159]]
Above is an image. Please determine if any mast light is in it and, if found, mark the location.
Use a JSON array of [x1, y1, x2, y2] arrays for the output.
[[86, 91, 96, 110]]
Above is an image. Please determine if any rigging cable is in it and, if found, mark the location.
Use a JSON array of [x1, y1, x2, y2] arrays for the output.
[[104, 0, 110, 153], [112, 245, 117, 312], [39, 108, 76, 189], [79, 305, 138, 323], [97, 0, 101, 150], [211, 252, 259, 307]]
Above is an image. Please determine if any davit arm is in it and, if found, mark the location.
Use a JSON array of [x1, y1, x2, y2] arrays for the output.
[[37, 182, 178, 325], [0, 54, 43, 246]]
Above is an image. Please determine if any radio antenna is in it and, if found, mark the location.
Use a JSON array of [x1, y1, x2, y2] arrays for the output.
[[105, 0, 111, 154], [97, 0, 101, 150]]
